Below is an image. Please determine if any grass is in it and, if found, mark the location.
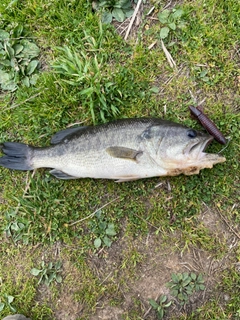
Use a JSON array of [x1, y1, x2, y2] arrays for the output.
[[0, 0, 239, 319]]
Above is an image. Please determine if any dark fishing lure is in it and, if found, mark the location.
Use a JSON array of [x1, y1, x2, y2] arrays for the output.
[[189, 106, 227, 145]]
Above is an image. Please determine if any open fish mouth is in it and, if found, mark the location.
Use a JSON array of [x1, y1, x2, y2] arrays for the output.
[[186, 135, 226, 166], [188, 136, 215, 159], [184, 136, 225, 162], [183, 135, 226, 170]]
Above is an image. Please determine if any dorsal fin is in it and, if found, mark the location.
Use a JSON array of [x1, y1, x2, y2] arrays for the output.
[[50, 126, 88, 144]]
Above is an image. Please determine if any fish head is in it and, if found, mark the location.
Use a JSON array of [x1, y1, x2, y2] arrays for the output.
[[151, 124, 226, 175]]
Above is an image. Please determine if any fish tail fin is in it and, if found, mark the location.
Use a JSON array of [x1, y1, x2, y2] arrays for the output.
[[0, 142, 34, 171]]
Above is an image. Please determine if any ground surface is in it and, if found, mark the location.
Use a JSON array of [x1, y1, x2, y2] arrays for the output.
[[0, 0, 239, 319]]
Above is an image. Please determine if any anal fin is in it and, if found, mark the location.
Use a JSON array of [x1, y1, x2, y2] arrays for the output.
[[50, 169, 77, 180]]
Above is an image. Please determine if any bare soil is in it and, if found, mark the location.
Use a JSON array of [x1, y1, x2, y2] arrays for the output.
[[45, 206, 237, 320]]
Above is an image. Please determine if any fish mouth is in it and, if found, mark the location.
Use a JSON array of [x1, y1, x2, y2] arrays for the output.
[[188, 136, 214, 159], [187, 136, 225, 164]]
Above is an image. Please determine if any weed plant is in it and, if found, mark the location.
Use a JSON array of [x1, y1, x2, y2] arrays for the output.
[[93, 0, 133, 23], [0, 294, 16, 314], [51, 19, 151, 123], [149, 295, 172, 319], [0, 25, 40, 91], [89, 210, 117, 248], [158, 7, 185, 40], [167, 272, 205, 305], [53, 46, 122, 123], [31, 261, 63, 286]]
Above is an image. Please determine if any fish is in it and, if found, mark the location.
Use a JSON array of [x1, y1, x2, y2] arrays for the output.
[[0, 118, 226, 182], [189, 106, 227, 145]]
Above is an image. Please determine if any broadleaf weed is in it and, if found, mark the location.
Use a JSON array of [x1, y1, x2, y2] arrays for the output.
[[0, 294, 16, 313], [158, 7, 185, 40], [93, 0, 134, 23], [167, 272, 205, 305], [149, 295, 172, 319], [31, 260, 63, 286], [0, 24, 40, 92], [89, 210, 117, 249]]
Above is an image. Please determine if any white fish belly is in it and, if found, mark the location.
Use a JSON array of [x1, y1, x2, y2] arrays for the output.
[[46, 150, 167, 180]]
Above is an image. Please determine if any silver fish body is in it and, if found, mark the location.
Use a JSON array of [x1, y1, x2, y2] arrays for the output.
[[0, 118, 226, 181]]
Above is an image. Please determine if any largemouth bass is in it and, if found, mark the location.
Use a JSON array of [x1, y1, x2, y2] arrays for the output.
[[0, 118, 226, 182]]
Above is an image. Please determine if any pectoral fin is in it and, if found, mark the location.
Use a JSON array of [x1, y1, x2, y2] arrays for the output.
[[50, 169, 77, 180], [106, 146, 142, 161]]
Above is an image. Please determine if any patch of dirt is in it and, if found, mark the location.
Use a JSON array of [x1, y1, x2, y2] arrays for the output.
[[54, 294, 83, 320], [86, 206, 238, 320], [1, 202, 238, 320], [90, 306, 123, 320], [25, 202, 235, 320], [32, 244, 84, 320], [36, 267, 84, 320], [199, 205, 240, 251]]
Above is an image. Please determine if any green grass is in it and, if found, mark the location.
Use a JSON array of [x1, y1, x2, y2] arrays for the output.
[[0, 0, 240, 319]]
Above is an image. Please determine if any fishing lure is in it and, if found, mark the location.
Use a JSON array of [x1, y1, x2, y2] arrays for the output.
[[189, 106, 227, 145]]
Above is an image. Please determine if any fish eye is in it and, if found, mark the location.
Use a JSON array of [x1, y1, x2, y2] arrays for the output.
[[187, 129, 197, 138]]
